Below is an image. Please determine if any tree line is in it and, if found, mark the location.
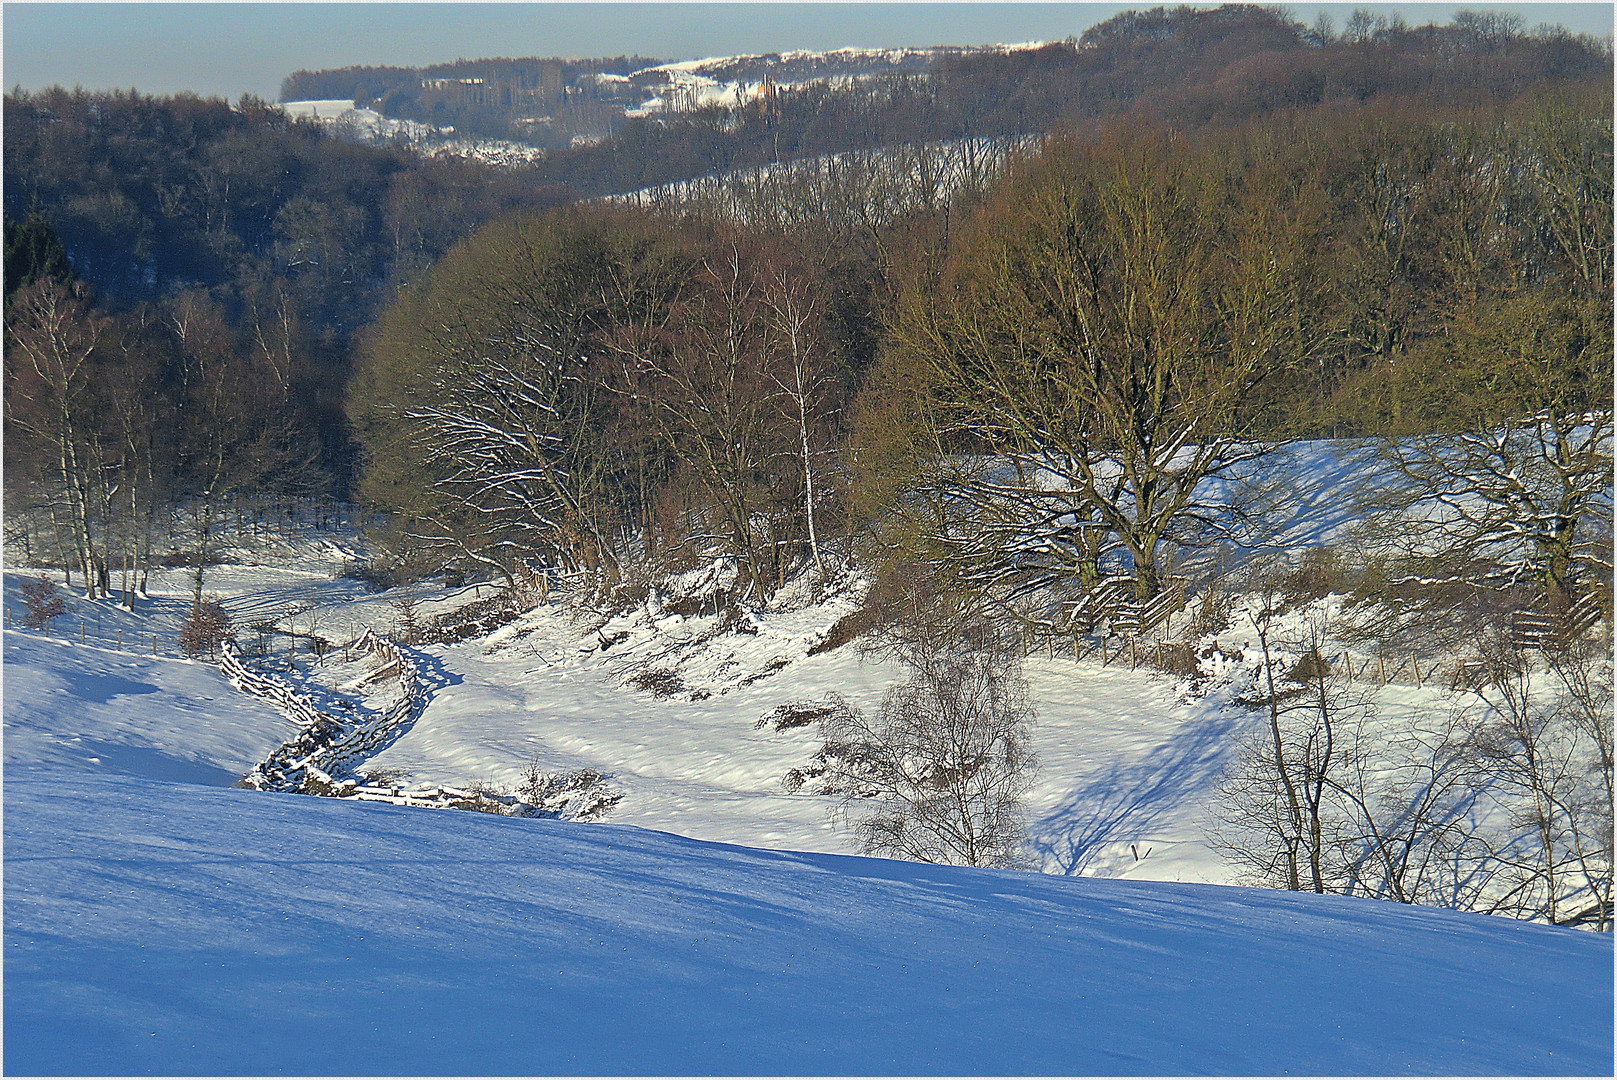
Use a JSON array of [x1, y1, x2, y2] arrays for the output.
[[5, 9, 1610, 621], [6, 5, 1607, 502], [531, 5, 1609, 195], [336, 87, 1610, 608], [273, 6, 1610, 200]]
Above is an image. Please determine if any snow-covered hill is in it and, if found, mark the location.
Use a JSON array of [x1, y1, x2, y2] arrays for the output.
[[4, 634, 1610, 1074], [280, 41, 1054, 169], [0, 434, 1589, 885]]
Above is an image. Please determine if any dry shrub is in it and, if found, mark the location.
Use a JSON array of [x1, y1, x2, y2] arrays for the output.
[[179, 598, 234, 657], [757, 695, 858, 732], [629, 667, 686, 698], [1284, 547, 1351, 602], [1148, 642, 1202, 677], [18, 575, 67, 630]]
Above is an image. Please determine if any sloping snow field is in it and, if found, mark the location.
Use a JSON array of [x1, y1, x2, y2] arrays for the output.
[[4, 439, 1613, 1075], [5, 616, 1613, 1073], [4, 638, 1610, 1075]]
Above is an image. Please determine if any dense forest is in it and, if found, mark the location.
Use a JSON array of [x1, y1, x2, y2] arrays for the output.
[[4, 5, 1612, 619]]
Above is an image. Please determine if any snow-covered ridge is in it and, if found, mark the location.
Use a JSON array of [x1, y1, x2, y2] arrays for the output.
[[644, 40, 1050, 80], [624, 43, 1050, 116], [280, 41, 1057, 160], [280, 99, 546, 167], [604, 133, 1042, 211]]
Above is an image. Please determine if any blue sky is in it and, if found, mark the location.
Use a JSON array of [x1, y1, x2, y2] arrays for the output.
[[4, 3, 1611, 102]]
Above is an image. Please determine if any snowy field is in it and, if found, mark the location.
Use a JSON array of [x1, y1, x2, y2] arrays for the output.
[[4, 439, 1613, 1072], [2, 552, 1254, 882], [4, 637, 1610, 1074]]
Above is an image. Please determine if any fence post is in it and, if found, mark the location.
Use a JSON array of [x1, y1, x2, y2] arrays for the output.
[[1378, 653, 1386, 686], [117, 628, 122, 650], [80, 622, 86, 645], [153, 633, 158, 655]]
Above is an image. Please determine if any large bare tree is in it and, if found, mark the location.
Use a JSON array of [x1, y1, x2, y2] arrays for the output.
[[885, 130, 1330, 601]]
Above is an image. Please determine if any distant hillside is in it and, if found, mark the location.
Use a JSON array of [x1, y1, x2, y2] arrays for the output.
[[280, 5, 1611, 198]]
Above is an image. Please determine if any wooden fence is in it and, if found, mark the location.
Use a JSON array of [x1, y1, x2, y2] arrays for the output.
[[228, 629, 425, 792]]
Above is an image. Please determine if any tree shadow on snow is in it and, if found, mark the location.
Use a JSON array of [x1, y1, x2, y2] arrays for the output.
[[1032, 706, 1242, 876], [359, 644, 460, 762]]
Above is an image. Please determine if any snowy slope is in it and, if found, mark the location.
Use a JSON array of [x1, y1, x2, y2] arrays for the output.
[[0, 433, 1575, 895], [1, 632, 302, 784], [353, 616, 1239, 881], [280, 100, 547, 167], [5, 519, 1613, 1073], [6, 720, 1611, 1074]]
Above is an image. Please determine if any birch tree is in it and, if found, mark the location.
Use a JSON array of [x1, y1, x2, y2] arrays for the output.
[[4, 278, 111, 596], [762, 259, 841, 581]]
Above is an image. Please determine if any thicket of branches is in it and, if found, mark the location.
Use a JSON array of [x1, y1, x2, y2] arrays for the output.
[[854, 90, 1612, 620], [350, 209, 859, 599], [333, 85, 1617, 617], [1214, 589, 1612, 930]]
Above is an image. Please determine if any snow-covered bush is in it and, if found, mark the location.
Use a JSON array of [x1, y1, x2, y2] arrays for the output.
[[514, 763, 622, 821]]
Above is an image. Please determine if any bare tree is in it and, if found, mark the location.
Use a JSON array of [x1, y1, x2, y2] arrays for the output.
[[887, 131, 1329, 601], [1551, 642, 1615, 930], [1211, 586, 1478, 906], [1378, 409, 1613, 613], [1218, 592, 1613, 930], [1328, 704, 1481, 909], [4, 278, 109, 597], [820, 634, 1038, 869], [620, 237, 795, 597], [761, 262, 836, 582], [1215, 604, 1359, 893], [179, 597, 234, 658], [1462, 640, 1613, 929]]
